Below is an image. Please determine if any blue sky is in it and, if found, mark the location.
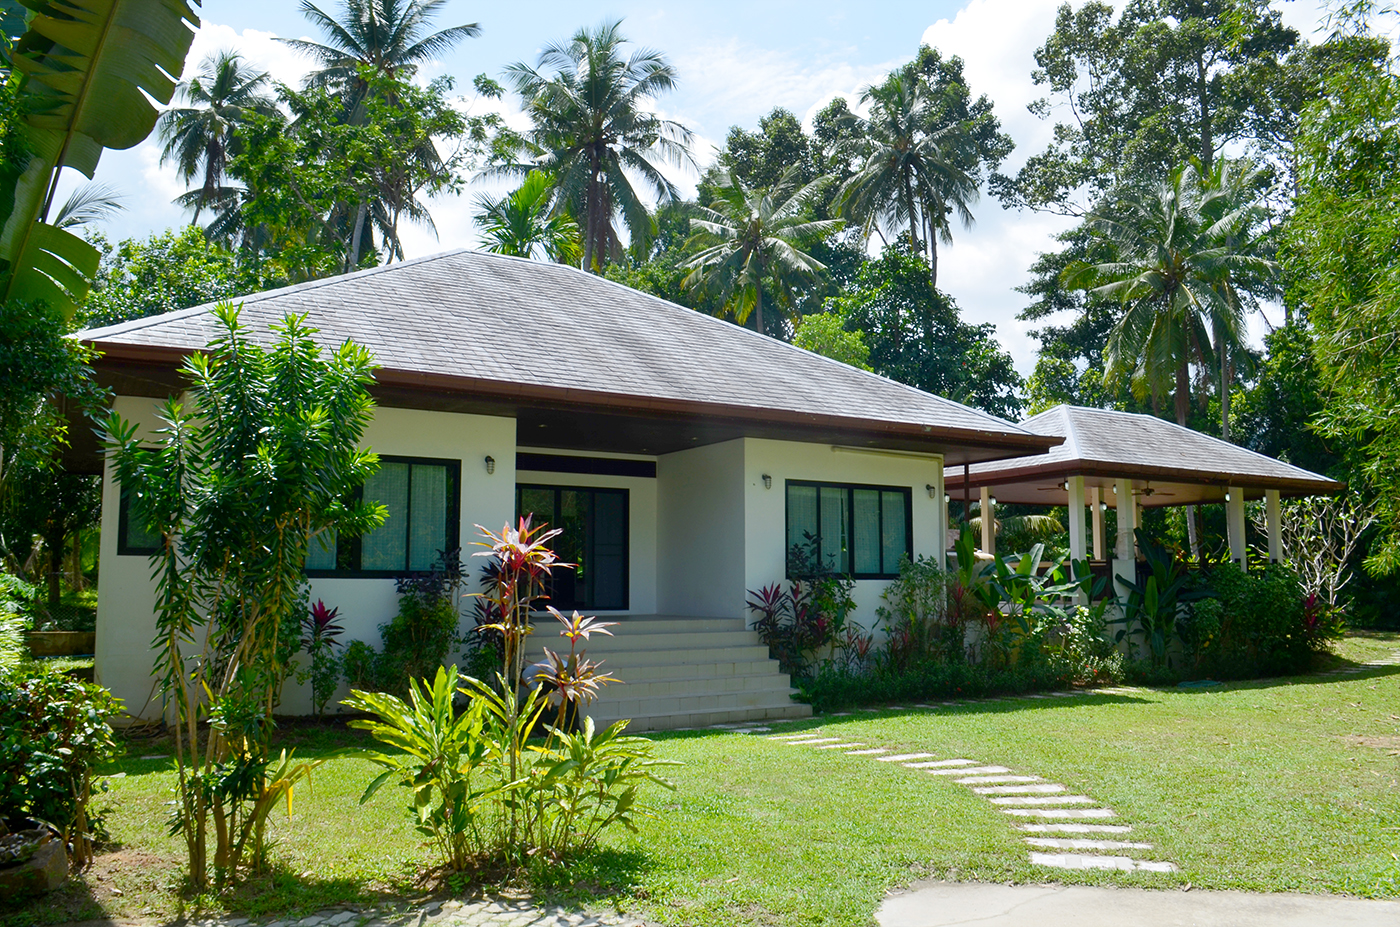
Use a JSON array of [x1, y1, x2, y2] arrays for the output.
[[82, 0, 1334, 373]]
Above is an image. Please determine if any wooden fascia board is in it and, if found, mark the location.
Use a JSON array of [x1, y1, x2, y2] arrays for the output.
[[953, 458, 1345, 496]]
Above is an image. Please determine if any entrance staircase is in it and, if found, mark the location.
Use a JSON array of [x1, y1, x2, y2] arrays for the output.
[[529, 615, 811, 732]]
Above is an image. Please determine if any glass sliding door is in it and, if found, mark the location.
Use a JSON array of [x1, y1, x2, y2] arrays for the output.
[[515, 485, 629, 610]]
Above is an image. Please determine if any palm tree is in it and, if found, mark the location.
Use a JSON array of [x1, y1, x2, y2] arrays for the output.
[[473, 171, 582, 264], [1065, 160, 1275, 434], [684, 167, 843, 337], [838, 68, 978, 288], [280, 0, 481, 99], [157, 50, 277, 223], [502, 20, 694, 273]]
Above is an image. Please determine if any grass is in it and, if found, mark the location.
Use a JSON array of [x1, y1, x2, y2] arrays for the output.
[[6, 633, 1398, 927]]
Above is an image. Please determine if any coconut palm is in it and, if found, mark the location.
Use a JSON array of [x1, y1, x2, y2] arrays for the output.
[[838, 68, 979, 288], [281, 0, 481, 100], [473, 171, 581, 264], [1064, 160, 1276, 435], [684, 167, 843, 337], [501, 20, 694, 273], [157, 50, 278, 223]]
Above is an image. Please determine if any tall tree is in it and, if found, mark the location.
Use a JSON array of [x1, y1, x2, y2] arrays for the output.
[[837, 46, 1010, 287], [684, 167, 841, 337], [502, 20, 694, 273], [1285, 42, 1400, 574], [158, 49, 277, 223]]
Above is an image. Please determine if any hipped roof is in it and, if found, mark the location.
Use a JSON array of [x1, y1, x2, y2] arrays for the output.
[[74, 249, 1057, 463], [944, 404, 1343, 507]]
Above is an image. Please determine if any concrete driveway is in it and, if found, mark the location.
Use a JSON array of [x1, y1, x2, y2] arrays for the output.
[[878, 882, 1400, 926]]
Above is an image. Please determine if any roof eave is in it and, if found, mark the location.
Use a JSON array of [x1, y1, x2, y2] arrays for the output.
[[945, 457, 1344, 496]]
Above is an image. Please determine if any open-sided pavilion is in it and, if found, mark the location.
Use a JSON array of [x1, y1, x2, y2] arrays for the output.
[[944, 405, 1344, 589]]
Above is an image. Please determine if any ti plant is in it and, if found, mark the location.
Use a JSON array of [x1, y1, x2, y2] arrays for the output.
[[300, 600, 345, 717], [536, 606, 618, 732]]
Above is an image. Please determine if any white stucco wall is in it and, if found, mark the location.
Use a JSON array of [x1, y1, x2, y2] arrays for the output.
[[742, 438, 946, 635], [95, 402, 517, 719], [656, 440, 747, 618]]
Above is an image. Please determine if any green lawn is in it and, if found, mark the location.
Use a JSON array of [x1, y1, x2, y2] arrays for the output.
[[8, 633, 1399, 927]]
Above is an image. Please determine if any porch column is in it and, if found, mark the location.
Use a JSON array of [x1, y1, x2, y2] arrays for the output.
[[1266, 489, 1283, 563], [1114, 479, 1136, 560], [1227, 486, 1248, 564], [932, 467, 947, 565], [1112, 478, 1137, 602], [1090, 486, 1105, 560], [1068, 475, 1087, 565], [980, 486, 995, 556]]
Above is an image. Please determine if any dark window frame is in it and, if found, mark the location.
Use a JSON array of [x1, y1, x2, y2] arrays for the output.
[[305, 455, 461, 579], [515, 483, 630, 611], [784, 479, 913, 580], [116, 488, 161, 557]]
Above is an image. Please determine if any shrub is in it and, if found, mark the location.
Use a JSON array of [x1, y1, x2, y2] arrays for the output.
[[0, 666, 122, 865], [1190, 561, 1325, 675], [876, 555, 963, 670], [747, 572, 855, 677], [797, 658, 1076, 713], [299, 600, 344, 717]]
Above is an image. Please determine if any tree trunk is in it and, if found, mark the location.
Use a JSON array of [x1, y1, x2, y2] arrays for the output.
[[1220, 339, 1231, 442], [1197, 55, 1213, 172], [1176, 359, 1201, 560], [902, 172, 920, 255], [347, 203, 367, 273], [47, 532, 61, 611], [754, 285, 764, 337]]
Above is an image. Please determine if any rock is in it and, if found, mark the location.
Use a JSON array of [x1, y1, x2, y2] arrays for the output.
[[0, 832, 68, 900]]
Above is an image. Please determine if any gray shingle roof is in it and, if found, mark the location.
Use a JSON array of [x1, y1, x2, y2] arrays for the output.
[[949, 404, 1341, 496], [77, 249, 1045, 449]]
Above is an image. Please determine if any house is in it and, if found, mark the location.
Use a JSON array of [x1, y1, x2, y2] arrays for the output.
[[74, 249, 1058, 729]]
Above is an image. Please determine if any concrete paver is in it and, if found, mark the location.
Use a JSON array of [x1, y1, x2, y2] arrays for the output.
[[877, 881, 1400, 927]]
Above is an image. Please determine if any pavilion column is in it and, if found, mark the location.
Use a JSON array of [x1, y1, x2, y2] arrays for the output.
[[1227, 486, 1248, 564], [1266, 489, 1283, 564], [1068, 475, 1086, 565], [980, 486, 995, 556], [932, 467, 947, 565], [1090, 486, 1105, 561], [1112, 478, 1138, 603]]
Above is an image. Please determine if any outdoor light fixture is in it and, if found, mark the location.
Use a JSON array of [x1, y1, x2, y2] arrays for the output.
[[944, 494, 951, 504], [989, 496, 997, 507], [1100, 502, 1109, 512], [1225, 491, 1232, 502], [484, 455, 495, 475], [762, 474, 772, 489], [1063, 481, 1070, 491], [926, 483, 936, 498]]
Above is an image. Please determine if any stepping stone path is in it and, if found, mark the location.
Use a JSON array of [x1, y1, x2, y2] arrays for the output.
[[1317, 650, 1400, 677], [762, 729, 1179, 874], [174, 897, 642, 927]]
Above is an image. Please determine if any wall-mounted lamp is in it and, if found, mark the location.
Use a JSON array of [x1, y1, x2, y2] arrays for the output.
[[925, 483, 936, 499], [1111, 484, 1118, 494], [1062, 480, 1070, 491], [944, 493, 951, 505], [989, 496, 997, 507], [1100, 502, 1109, 513], [762, 474, 772, 489], [1225, 491, 1231, 503], [484, 455, 495, 475]]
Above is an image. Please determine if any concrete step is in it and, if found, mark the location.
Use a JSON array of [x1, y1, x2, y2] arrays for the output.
[[568, 616, 749, 634], [563, 629, 763, 652], [595, 699, 812, 732], [601, 672, 796, 700], [596, 686, 803, 719], [576, 659, 784, 683], [533, 643, 773, 668]]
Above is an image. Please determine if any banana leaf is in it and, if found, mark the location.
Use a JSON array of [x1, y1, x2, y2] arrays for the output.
[[0, 0, 200, 316]]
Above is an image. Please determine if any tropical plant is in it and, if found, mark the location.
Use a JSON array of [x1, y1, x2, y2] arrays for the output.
[[837, 68, 979, 287], [158, 48, 278, 223], [0, 0, 200, 319], [535, 606, 617, 732], [300, 600, 345, 716], [101, 302, 383, 887], [685, 167, 841, 336], [501, 19, 694, 273], [1251, 494, 1374, 619], [52, 183, 124, 230], [1115, 529, 1208, 665], [472, 170, 581, 264]]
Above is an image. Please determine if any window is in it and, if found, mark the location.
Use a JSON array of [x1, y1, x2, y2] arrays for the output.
[[785, 480, 911, 579], [117, 488, 161, 556], [306, 456, 460, 576], [515, 485, 628, 610]]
